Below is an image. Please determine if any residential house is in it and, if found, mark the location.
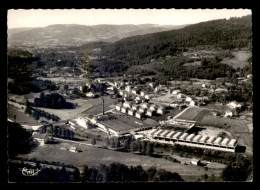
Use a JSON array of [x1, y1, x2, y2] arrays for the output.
[[227, 101, 242, 109], [135, 111, 145, 119], [157, 106, 165, 115], [172, 89, 181, 95], [190, 158, 201, 165]]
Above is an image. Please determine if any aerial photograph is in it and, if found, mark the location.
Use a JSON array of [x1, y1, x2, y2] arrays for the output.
[[7, 9, 253, 183]]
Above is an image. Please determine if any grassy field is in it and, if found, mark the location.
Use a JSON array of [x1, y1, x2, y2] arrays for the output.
[[8, 104, 39, 127], [175, 107, 211, 122], [183, 61, 201, 67], [23, 143, 223, 181], [220, 50, 251, 69]]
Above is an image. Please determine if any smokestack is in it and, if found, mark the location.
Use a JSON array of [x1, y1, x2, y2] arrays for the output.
[[102, 98, 104, 115]]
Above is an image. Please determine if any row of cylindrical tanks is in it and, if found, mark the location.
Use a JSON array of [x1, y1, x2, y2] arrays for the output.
[[148, 128, 238, 148]]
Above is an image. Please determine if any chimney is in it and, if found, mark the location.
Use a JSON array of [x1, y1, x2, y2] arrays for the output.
[[102, 98, 104, 115]]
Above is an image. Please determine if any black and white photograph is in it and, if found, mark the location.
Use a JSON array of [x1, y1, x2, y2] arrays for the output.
[[6, 8, 253, 183]]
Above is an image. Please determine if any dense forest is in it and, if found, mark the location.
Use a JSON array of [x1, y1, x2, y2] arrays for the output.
[[7, 121, 36, 158], [33, 93, 68, 109]]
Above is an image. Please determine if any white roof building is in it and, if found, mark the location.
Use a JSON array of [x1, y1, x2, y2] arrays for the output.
[[227, 101, 242, 109], [228, 139, 237, 147], [221, 138, 230, 146], [172, 89, 181, 95], [192, 135, 202, 142], [166, 131, 176, 139], [206, 136, 216, 144], [213, 137, 223, 145], [179, 133, 189, 140], [172, 132, 182, 139], [186, 134, 195, 141], [199, 136, 209, 143]]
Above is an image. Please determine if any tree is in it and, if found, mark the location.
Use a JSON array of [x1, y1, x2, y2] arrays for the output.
[[146, 142, 154, 156], [24, 100, 32, 115], [147, 166, 157, 181], [91, 138, 96, 145], [64, 84, 68, 91], [44, 133, 49, 144]]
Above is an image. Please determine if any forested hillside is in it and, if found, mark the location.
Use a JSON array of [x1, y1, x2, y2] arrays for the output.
[[99, 15, 252, 66]]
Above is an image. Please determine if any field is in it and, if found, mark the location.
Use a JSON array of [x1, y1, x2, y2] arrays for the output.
[[32, 95, 117, 121], [175, 107, 211, 122], [198, 115, 252, 154], [8, 104, 39, 127], [220, 50, 251, 69], [182, 61, 201, 67], [23, 142, 223, 181], [81, 95, 117, 117]]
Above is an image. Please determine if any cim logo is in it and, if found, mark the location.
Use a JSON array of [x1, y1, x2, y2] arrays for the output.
[[19, 167, 41, 176]]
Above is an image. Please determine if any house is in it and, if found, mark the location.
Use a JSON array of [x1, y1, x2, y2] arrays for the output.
[[121, 107, 129, 113], [135, 111, 145, 119], [132, 104, 140, 111], [125, 85, 132, 92], [119, 90, 124, 96], [190, 158, 201, 165], [69, 147, 77, 153], [149, 104, 158, 111], [148, 83, 154, 88], [128, 109, 137, 116], [189, 100, 196, 106], [202, 84, 208, 88], [115, 104, 122, 111], [224, 111, 233, 118], [146, 109, 156, 117], [227, 101, 242, 109], [123, 101, 132, 108], [86, 92, 95, 98], [132, 88, 140, 95], [140, 91, 146, 96], [157, 106, 165, 115], [247, 74, 253, 79], [144, 94, 150, 100], [107, 86, 115, 91], [141, 102, 149, 109], [177, 93, 185, 99], [172, 89, 181, 95], [185, 96, 192, 102]]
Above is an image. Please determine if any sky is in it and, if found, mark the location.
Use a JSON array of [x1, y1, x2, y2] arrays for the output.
[[8, 9, 252, 29]]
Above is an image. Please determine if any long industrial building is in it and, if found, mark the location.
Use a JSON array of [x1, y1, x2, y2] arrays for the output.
[[147, 129, 238, 152]]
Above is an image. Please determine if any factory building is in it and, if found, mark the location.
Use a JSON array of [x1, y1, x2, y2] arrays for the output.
[[147, 129, 238, 152]]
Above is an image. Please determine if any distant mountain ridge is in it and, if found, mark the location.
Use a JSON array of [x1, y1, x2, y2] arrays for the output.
[[8, 24, 187, 46]]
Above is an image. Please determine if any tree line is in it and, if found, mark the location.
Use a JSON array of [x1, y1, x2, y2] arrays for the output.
[[8, 161, 183, 183]]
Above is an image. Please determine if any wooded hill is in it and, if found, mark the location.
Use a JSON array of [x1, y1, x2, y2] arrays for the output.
[[98, 15, 252, 66]]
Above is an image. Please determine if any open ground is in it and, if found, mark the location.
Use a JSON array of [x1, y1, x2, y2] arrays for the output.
[[22, 142, 223, 181]]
